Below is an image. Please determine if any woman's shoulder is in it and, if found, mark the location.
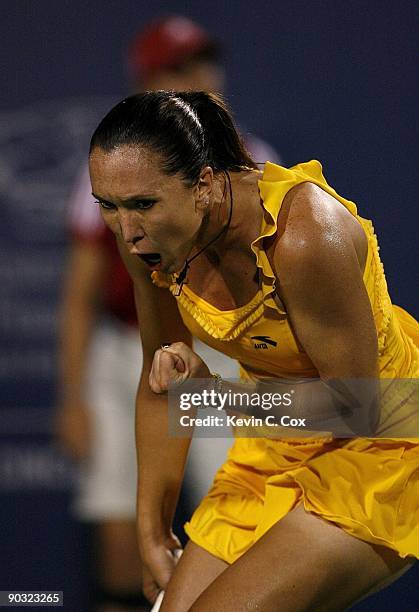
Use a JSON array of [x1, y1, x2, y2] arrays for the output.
[[283, 180, 338, 216], [276, 181, 339, 244], [275, 181, 368, 282]]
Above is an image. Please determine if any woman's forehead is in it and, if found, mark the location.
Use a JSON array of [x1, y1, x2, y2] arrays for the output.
[[89, 145, 181, 195], [90, 144, 161, 171], [91, 145, 166, 180]]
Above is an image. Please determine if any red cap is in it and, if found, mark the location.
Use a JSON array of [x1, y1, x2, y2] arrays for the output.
[[128, 16, 217, 81]]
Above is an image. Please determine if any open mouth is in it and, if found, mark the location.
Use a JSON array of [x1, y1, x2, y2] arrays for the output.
[[138, 253, 162, 270]]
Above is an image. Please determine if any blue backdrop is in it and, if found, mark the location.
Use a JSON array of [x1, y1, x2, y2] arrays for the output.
[[0, 1, 417, 610]]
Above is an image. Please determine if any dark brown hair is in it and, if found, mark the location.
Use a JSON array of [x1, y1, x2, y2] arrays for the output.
[[90, 91, 257, 185]]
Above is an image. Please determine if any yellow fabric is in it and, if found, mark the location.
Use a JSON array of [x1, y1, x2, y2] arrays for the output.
[[155, 161, 419, 560], [186, 437, 419, 562]]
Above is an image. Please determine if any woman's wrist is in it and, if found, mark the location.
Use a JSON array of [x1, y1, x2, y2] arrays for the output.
[[137, 490, 178, 539], [137, 515, 174, 546]]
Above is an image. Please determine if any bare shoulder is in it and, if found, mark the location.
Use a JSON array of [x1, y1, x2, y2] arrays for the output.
[[280, 181, 355, 239], [275, 182, 367, 284]]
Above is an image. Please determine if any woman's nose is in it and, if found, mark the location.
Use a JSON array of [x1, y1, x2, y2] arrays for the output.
[[119, 209, 144, 244]]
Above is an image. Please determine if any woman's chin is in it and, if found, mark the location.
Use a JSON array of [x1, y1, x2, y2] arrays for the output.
[[167, 256, 187, 275]]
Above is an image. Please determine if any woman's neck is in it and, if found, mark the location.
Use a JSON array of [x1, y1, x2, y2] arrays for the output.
[[195, 169, 263, 259]]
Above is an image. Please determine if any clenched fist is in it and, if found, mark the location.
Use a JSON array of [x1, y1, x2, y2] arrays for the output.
[[149, 342, 211, 393]]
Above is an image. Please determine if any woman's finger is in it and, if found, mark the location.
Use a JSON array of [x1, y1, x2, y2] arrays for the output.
[[149, 348, 187, 392], [161, 342, 210, 378]]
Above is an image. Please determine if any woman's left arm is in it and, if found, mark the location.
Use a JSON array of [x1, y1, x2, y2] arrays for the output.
[[272, 183, 379, 433]]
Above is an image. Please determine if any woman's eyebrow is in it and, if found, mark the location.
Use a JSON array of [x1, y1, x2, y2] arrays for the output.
[[91, 192, 112, 204], [91, 192, 157, 204], [120, 193, 158, 202]]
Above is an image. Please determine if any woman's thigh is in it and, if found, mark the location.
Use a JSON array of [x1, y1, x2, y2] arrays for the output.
[[160, 541, 228, 611], [187, 504, 414, 612]]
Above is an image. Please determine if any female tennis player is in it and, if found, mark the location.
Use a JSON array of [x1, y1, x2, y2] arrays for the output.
[[89, 91, 418, 611]]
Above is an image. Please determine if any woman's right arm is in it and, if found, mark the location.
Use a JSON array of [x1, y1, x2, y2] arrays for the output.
[[118, 240, 193, 599]]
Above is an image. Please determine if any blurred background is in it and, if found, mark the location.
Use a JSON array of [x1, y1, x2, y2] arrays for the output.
[[0, 1, 417, 610]]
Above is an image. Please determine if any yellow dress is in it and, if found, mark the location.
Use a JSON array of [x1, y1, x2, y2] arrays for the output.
[[154, 161, 419, 561]]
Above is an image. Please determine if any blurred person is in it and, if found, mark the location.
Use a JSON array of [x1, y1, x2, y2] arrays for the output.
[[89, 91, 418, 611], [56, 15, 280, 612]]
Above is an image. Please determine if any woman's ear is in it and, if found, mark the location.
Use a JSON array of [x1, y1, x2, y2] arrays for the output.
[[194, 166, 213, 211]]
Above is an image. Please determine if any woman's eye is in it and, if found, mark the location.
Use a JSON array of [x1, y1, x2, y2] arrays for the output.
[[93, 199, 156, 211], [135, 200, 156, 210], [95, 200, 115, 211]]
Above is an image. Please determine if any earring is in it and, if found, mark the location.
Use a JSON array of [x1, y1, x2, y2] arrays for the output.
[[196, 197, 210, 212]]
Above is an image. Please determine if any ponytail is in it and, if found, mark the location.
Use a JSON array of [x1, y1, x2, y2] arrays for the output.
[[176, 91, 257, 172]]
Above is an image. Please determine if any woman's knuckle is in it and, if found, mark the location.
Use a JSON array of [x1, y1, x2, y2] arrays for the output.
[[171, 341, 184, 350]]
